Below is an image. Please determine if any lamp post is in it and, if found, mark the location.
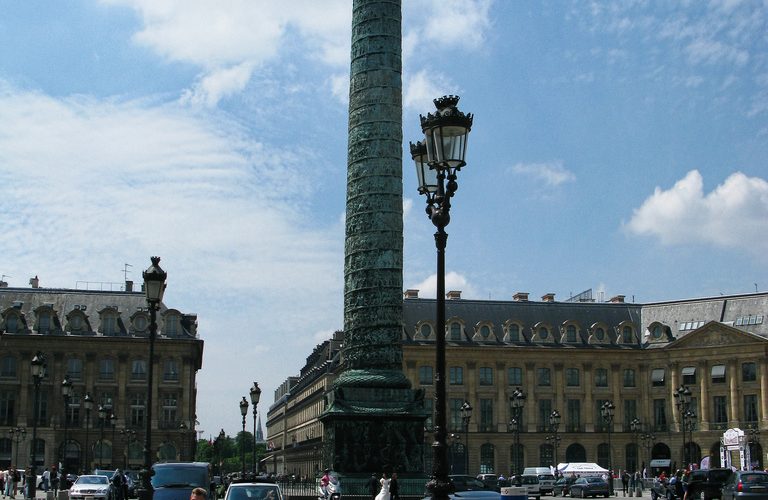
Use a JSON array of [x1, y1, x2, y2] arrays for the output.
[[239, 396, 249, 476], [110, 413, 117, 468], [9, 427, 26, 469], [217, 429, 226, 476], [139, 256, 167, 500], [411, 95, 473, 500], [630, 418, 641, 472], [29, 351, 46, 499], [83, 392, 94, 473], [97, 405, 107, 468], [250, 382, 261, 475], [61, 375, 73, 480], [120, 429, 137, 470], [547, 410, 561, 467], [460, 401, 473, 474], [510, 388, 526, 475], [674, 385, 695, 468], [640, 431, 655, 471], [748, 425, 761, 469], [600, 401, 615, 496]]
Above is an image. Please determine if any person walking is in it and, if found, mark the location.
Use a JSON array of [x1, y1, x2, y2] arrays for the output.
[[366, 474, 378, 500], [50, 467, 59, 497], [389, 473, 399, 500], [42, 468, 50, 492], [621, 470, 629, 495], [375, 473, 390, 500]]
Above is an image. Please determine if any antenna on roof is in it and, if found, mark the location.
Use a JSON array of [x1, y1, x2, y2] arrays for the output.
[[122, 263, 133, 281]]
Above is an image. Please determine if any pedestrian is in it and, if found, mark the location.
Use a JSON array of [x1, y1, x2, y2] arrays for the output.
[[366, 474, 378, 500], [320, 469, 332, 500], [4, 467, 14, 499], [42, 468, 50, 492], [389, 473, 399, 500], [190, 487, 208, 500], [375, 473, 390, 500], [111, 469, 125, 500], [51, 467, 60, 497], [621, 470, 629, 495]]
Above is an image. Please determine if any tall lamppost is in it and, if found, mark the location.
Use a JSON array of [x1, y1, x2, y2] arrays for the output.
[[461, 401, 473, 474], [748, 425, 761, 469], [110, 413, 117, 468], [239, 396, 249, 476], [640, 431, 655, 471], [9, 427, 26, 468], [29, 351, 46, 499], [410, 95, 473, 500], [510, 388, 526, 475], [97, 405, 107, 468], [140, 256, 167, 500], [600, 401, 615, 496], [674, 385, 694, 468], [216, 429, 226, 476], [249, 382, 261, 475], [630, 418, 641, 472], [547, 410, 561, 467], [61, 375, 73, 480], [508, 419, 518, 476], [120, 429, 137, 470], [83, 392, 94, 473]]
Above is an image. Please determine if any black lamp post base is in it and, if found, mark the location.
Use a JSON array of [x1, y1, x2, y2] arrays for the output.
[[27, 467, 37, 499]]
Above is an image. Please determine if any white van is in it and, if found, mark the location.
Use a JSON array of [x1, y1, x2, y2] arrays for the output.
[[523, 468, 555, 495]]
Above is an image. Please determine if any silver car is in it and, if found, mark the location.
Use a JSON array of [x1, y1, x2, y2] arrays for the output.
[[224, 482, 284, 500], [69, 474, 113, 500]]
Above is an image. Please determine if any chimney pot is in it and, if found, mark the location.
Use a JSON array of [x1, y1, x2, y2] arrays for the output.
[[403, 289, 419, 299], [126, 280, 134, 292], [609, 295, 626, 303], [542, 293, 556, 302], [446, 290, 462, 300], [513, 292, 529, 302], [29, 276, 39, 288]]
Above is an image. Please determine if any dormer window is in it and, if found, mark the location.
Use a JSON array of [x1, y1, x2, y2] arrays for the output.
[[419, 323, 432, 339], [38, 313, 52, 334], [565, 325, 577, 342], [98, 307, 121, 336], [165, 315, 179, 337], [4, 314, 20, 333], [508, 324, 520, 342], [480, 325, 491, 339], [595, 327, 605, 341], [102, 316, 117, 335], [622, 325, 634, 343], [538, 326, 549, 339], [449, 322, 462, 341], [134, 315, 148, 332]]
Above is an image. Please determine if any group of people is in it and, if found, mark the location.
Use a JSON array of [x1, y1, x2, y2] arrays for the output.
[[620, 470, 645, 494], [366, 472, 399, 500], [1, 465, 63, 499]]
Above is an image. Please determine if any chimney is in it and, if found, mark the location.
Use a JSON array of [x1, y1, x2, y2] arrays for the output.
[[403, 289, 419, 299], [609, 295, 625, 303], [0, 280, 7, 288], [29, 275, 39, 288], [446, 290, 462, 300], [513, 292, 529, 302], [541, 293, 556, 302], [125, 280, 134, 292]]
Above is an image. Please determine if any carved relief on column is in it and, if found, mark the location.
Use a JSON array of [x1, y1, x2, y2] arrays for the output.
[[728, 359, 739, 425], [699, 361, 710, 431], [670, 361, 681, 431]]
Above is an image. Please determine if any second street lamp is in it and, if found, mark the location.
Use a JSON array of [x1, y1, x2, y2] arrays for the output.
[[29, 351, 46, 499], [510, 388, 526, 475], [630, 418, 641, 473], [547, 410, 561, 467], [239, 396, 249, 476], [250, 382, 261, 475], [460, 401, 473, 474], [83, 392, 94, 473], [600, 401, 615, 496], [61, 375, 73, 481], [98, 405, 107, 468], [411, 95, 473, 500], [9, 427, 26, 469]]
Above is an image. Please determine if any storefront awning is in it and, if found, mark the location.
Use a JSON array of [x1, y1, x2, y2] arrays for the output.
[[711, 365, 726, 377], [650, 459, 671, 468], [682, 366, 696, 376], [651, 368, 665, 382]]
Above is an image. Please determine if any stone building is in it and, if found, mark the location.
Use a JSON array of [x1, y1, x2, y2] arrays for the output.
[[266, 289, 767, 478], [0, 279, 203, 473]]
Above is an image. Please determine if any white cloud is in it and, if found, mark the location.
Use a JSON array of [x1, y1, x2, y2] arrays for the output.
[[180, 62, 255, 107], [409, 271, 477, 299], [419, 0, 493, 50], [625, 170, 768, 254], [510, 161, 576, 187], [404, 69, 458, 112]]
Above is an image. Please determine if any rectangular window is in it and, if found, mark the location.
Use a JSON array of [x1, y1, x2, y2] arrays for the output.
[[33, 389, 48, 426], [623, 399, 637, 430], [653, 399, 667, 431], [99, 359, 115, 380], [508, 367, 523, 386], [565, 368, 580, 387], [66, 394, 81, 426], [711, 365, 726, 384], [651, 368, 665, 387], [0, 356, 16, 378], [419, 366, 433, 385], [566, 399, 581, 432], [713, 395, 728, 425], [595, 368, 608, 387], [162, 394, 178, 428], [449, 398, 464, 432], [744, 394, 758, 423], [449, 366, 464, 385], [742, 362, 757, 382], [480, 399, 494, 432], [130, 393, 146, 426], [67, 358, 83, 381], [623, 369, 636, 388], [163, 359, 179, 382], [0, 391, 15, 426], [538, 399, 552, 432], [538, 368, 551, 386], [682, 366, 696, 385], [131, 360, 147, 381], [479, 367, 494, 386], [423, 398, 433, 430]]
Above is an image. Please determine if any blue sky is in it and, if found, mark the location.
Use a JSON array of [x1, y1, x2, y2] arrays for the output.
[[1, 0, 767, 438]]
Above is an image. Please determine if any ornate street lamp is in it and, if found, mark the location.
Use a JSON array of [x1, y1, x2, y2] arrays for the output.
[[460, 401, 473, 474], [139, 256, 167, 500], [29, 351, 46, 498], [600, 401, 615, 495], [110, 413, 117, 467], [547, 410, 561, 467], [411, 95, 473, 500], [9, 426, 27, 469], [640, 431, 655, 470], [630, 418, 641, 472], [240, 396, 249, 476], [216, 429, 226, 476], [510, 388, 526, 475], [120, 429, 137, 470], [61, 375, 73, 480], [250, 382, 261, 475], [674, 385, 695, 468], [83, 392, 94, 473], [98, 405, 107, 468]]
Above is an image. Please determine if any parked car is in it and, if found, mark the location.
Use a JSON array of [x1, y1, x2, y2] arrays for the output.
[[721, 471, 768, 500], [569, 477, 610, 498], [224, 481, 284, 500], [69, 475, 113, 500], [553, 477, 577, 497], [509, 475, 541, 500], [477, 474, 500, 491], [151, 462, 212, 500], [686, 468, 733, 500], [450, 475, 494, 492], [652, 475, 685, 500], [524, 469, 556, 496]]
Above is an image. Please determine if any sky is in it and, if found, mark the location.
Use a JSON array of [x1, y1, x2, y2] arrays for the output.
[[1, 0, 768, 439]]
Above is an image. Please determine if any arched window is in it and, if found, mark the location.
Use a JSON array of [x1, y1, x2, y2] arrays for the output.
[[480, 443, 495, 474], [538, 327, 549, 339], [566, 325, 577, 342], [597, 443, 611, 470], [158, 442, 177, 461], [508, 324, 520, 342], [539, 443, 553, 467], [625, 443, 639, 474], [420, 323, 432, 339], [622, 326, 634, 343], [450, 322, 462, 341], [480, 325, 491, 339], [511, 444, 525, 473], [565, 443, 587, 463], [94, 440, 112, 464]]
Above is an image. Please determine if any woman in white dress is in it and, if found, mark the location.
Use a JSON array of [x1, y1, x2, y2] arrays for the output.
[[375, 473, 390, 500]]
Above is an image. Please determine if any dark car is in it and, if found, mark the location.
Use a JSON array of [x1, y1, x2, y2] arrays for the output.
[[721, 471, 768, 500], [450, 475, 494, 492], [151, 462, 212, 500], [554, 477, 577, 497], [652, 476, 685, 500], [569, 477, 610, 498], [686, 468, 733, 500]]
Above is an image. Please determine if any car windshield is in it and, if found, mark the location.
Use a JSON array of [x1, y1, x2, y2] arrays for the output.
[[586, 478, 603, 483], [152, 467, 208, 488], [742, 474, 768, 484], [227, 486, 279, 500], [77, 476, 109, 485], [520, 477, 537, 485]]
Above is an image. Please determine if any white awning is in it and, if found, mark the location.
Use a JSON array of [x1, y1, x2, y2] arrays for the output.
[[652, 368, 665, 382], [711, 365, 726, 377], [650, 459, 671, 467], [682, 366, 696, 376]]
